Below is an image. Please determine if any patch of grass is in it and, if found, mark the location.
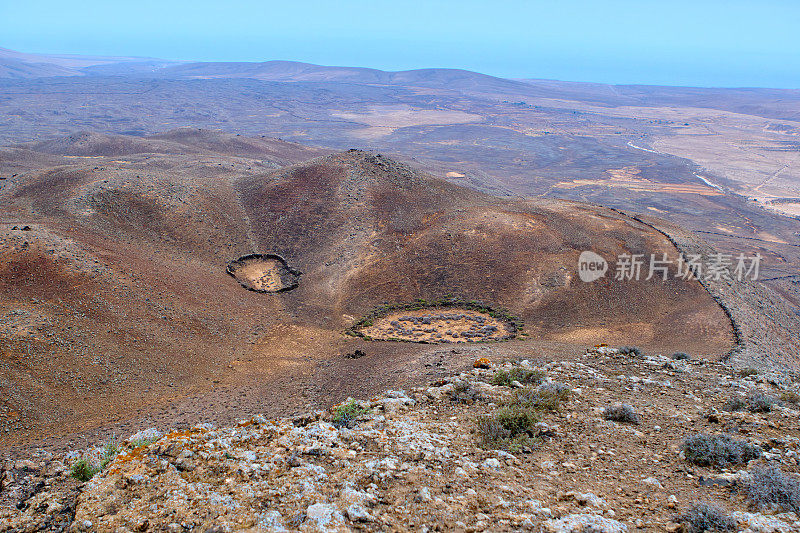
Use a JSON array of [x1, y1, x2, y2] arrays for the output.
[[682, 434, 761, 468], [449, 380, 482, 404], [332, 399, 370, 429], [672, 352, 691, 360], [491, 367, 545, 387], [737, 368, 759, 378], [476, 404, 539, 451], [130, 435, 160, 449], [618, 346, 642, 356], [780, 391, 800, 405], [603, 403, 640, 424], [70, 457, 100, 482], [512, 382, 570, 412], [100, 437, 120, 469], [676, 503, 735, 533], [743, 466, 800, 513]]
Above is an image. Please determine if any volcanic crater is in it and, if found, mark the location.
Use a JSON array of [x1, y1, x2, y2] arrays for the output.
[[226, 254, 301, 293], [352, 300, 520, 343]]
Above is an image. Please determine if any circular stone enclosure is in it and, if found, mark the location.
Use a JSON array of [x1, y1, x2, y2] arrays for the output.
[[226, 254, 300, 293], [356, 308, 516, 343]]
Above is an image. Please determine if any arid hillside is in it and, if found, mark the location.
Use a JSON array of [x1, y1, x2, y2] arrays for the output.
[[0, 131, 735, 453]]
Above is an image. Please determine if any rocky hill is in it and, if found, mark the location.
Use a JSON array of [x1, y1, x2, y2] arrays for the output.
[[0, 134, 735, 452], [3, 349, 800, 532]]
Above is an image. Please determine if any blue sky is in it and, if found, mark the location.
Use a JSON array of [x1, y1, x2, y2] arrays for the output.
[[2, 0, 798, 87]]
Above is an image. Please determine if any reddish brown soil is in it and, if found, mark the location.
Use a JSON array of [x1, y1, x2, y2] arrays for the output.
[[0, 133, 734, 454]]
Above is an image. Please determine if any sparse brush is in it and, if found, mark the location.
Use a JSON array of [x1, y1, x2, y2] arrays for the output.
[[491, 367, 545, 387], [675, 503, 735, 533], [513, 382, 570, 411], [70, 457, 99, 482], [743, 466, 800, 513], [618, 346, 642, 357], [746, 391, 774, 413], [682, 434, 761, 468], [737, 368, 759, 378], [449, 380, 482, 404], [780, 391, 800, 405], [603, 403, 640, 424], [672, 352, 691, 360], [723, 392, 772, 413], [723, 395, 747, 412], [475, 404, 539, 450], [332, 399, 370, 429]]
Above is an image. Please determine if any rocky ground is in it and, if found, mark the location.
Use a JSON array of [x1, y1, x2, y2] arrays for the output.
[[3, 347, 800, 532]]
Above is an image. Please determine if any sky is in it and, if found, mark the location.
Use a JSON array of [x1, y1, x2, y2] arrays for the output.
[[2, 0, 799, 88]]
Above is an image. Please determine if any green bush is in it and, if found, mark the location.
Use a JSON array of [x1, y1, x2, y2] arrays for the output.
[[738, 368, 759, 378], [70, 458, 99, 482], [332, 399, 370, 428], [672, 352, 691, 360], [476, 404, 539, 451], [618, 346, 642, 356], [682, 434, 761, 468]]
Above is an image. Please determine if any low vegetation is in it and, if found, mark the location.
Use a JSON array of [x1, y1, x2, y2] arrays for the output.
[[682, 434, 761, 468], [69, 436, 120, 481], [475, 369, 571, 450], [476, 404, 539, 451], [675, 503, 735, 533], [448, 380, 482, 404], [130, 434, 160, 449], [331, 399, 370, 429], [69, 457, 100, 482], [513, 382, 570, 412], [671, 352, 691, 360], [347, 296, 523, 342], [617, 346, 642, 356], [603, 403, 640, 424], [780, 391, 800, 405], [490, 367, 545, 387], [743, 466, 800, 513], [723, 391, 775, 413]]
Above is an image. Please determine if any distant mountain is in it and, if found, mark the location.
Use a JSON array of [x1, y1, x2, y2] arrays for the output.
[[0, 47, 532, 94], [0, 56, 79, 78], [0, 47, 179, 77]]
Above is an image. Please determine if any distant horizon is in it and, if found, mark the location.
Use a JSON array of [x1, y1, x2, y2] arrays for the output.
[[2, 0, 799, 89], [5, 45, 800, 91]]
